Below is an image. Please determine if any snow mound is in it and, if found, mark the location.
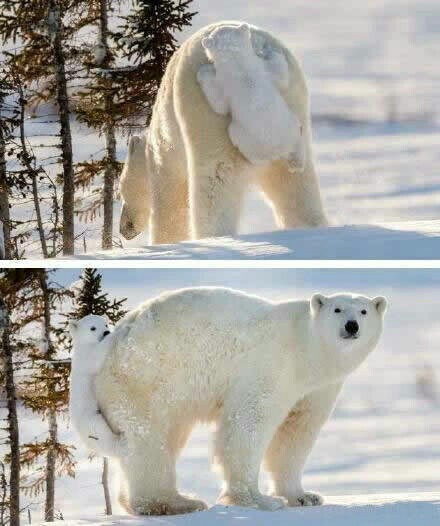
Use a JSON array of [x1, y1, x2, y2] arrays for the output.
[[70, 220, 440, 260], [42, 493, 440, 526]]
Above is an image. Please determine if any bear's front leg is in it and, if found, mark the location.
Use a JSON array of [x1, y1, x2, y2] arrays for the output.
[[214, 390, 288, 511], [264, 382, 342, 507]]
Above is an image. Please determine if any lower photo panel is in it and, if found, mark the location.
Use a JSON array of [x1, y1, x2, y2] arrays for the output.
[[0, 268, 439, 525]]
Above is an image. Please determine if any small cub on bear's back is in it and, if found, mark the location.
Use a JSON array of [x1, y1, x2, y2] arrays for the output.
[[198, 23, 304, 169], [69, 314, 127, 458]]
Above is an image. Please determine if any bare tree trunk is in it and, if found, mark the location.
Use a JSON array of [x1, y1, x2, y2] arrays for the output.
[[48, 1, 74, 256], [17, 85, 48, 258], [38, 271, 57, 522], [0, 125, 11, 259], [0, 300, 20, 526], [0, 462, 8, 525], [45, 411, 57, 522], [31, 176, 48, 258], [102, 458, 112, 515], [99, 0, 117, 250]]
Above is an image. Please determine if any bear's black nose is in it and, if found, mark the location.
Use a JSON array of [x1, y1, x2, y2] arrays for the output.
[[103, 330, 110, 338], [345, 320, 359, 335]]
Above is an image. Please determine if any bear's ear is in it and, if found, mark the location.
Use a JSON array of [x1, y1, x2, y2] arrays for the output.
[[311, 293, 326, 314], [68, 320, 78, 334], [373, 296, 387, 315], [202, 36, 215, 51]]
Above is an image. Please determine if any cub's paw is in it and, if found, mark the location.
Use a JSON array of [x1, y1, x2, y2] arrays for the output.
[[287, 491, 323, 507]]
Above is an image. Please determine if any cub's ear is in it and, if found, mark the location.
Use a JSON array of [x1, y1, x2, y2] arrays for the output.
[[238, 23, 251, 36], [373, 296, 387, 315], [68, 321, 78, 334], [311, 293, 326, 314], [202, 36, 215, 51]]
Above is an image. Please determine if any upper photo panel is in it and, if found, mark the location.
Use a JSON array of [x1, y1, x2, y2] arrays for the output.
[[1, 1, 439, 260]]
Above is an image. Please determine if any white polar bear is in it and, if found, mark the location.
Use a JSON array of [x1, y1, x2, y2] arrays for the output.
[[69, 314, 127, 458], [198, 23, 304, 170], [95, 288, 387, 515], [119, 21, 328, 245]]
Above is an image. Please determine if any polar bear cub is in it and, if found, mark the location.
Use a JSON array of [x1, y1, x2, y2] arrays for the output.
[[95, 288, 387, 515], [198, 23, 304, 170], [69, 314, 126, 457]]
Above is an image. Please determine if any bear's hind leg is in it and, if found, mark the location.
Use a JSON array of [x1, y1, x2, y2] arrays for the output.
[[121, 421, 206, 516], [259, 160, 328, 229], [120, 431, 176, 515], [189, 154, 250, 239]]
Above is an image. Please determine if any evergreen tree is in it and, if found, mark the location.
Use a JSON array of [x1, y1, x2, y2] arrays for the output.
[[69, 268, 127, 322], [74, 0, 120, 250], [0, 1, 98, 256], [0, 269, 73, 522], [0, 66, 63, 258], [112, 0, 197, 128]]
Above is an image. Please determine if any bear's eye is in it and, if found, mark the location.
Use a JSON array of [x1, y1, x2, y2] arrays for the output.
[[90, 327, 96, 331], [334, 308, 341, 313], [361, 309, 367, 315]]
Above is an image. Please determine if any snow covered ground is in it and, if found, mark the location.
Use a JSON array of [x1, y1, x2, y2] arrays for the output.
[[16, 0, 440, 259], [74, 221, 440, 260], [44, 494, 440, 526], [6, 269, 440, 524]]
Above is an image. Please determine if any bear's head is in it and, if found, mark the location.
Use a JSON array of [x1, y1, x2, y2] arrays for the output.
[[69, 314, 111, 347], [202, 23, 252, 60], [310, 292, 387, 371], [119, 134, 150, 240]]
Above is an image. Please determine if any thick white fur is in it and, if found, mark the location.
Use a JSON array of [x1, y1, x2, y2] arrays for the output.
[[69, 315, 127, 458], [95, 288, 386, 515], [119, 21, 328, 245], [198, 23, 304, 169]]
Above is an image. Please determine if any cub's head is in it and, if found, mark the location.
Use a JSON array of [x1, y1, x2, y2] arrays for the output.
[[69, 314, 111, 347], [311, 293, 387, 360], [202, 23, 252, 59]]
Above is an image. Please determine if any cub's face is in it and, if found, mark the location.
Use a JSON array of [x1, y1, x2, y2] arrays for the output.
[[311, 293, 387, 351], [69, 314, 110, 346]]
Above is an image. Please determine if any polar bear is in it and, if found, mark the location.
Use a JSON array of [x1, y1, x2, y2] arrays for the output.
[[119, 21, 328, 245], [95, 288, 387, 515], [197, 23, 304, 170], [69, 314, 127, 458]]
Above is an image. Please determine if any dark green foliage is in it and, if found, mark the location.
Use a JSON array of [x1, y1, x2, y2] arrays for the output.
[[112, 0, 197, 127], [69, 268, 127, 323]]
